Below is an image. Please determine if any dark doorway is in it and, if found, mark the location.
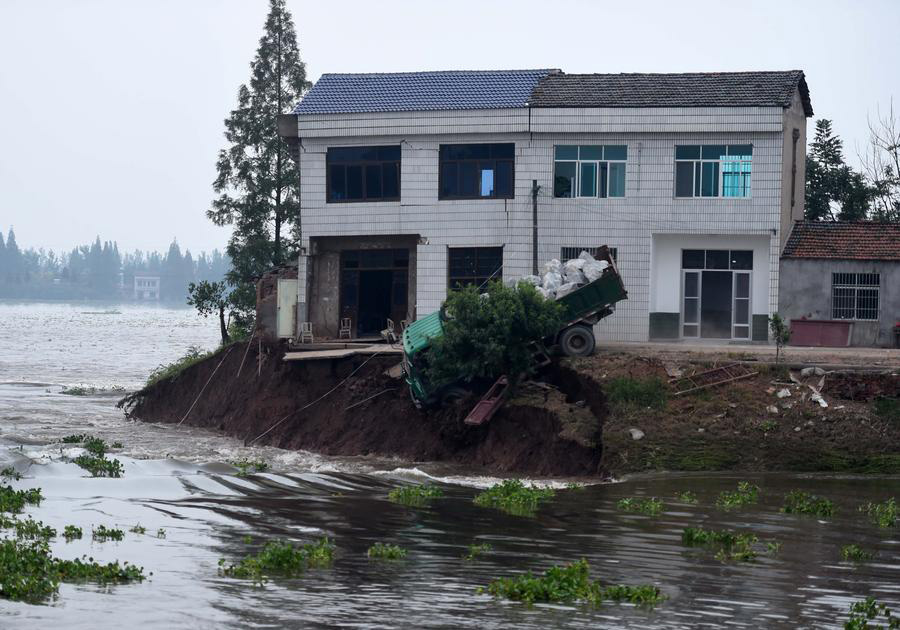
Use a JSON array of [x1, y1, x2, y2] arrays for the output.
[[357, 270, 393, 335], [700, 271, 732, 339]]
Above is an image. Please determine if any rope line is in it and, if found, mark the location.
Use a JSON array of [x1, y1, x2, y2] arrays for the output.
[[178, 346, 234, 426]]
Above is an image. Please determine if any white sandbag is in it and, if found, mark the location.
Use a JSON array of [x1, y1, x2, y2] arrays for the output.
[[556, 282, 579, 298], [521, 274, 541, 287], [542, 271, 562, 292], [563, 268, 587, 285], [542, 258, 562, 276], [536, 286, 552, 300], [583, 260, 609, 282], [578, 250, 597, 263], [564, 258, 586, 272]]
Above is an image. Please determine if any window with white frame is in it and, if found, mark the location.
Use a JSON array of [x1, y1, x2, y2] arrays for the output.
[[554, 145, 627, 199], [675, 144, 752, 198], [832, 272, 880, 320], [560, 246, 617, 262]]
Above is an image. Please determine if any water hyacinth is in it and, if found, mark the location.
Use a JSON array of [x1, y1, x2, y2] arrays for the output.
[[388, 484, 444, 507], [781, 490, 835, 518], [219, 538, 335, 585], [473, 479, 555, 517], [617, 497, 663, 516], [367, 543, 407, 560], [715, 482, 760, 510]]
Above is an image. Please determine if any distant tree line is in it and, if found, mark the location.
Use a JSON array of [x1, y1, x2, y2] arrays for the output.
[[806, 106, 900, 222], [0, 229, 229, 302]]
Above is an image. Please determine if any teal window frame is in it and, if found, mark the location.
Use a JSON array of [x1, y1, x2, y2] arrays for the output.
[[675, 144, 752, 198], [554, 145, 627, 199]]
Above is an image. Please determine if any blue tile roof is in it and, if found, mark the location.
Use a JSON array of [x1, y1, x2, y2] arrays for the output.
[[293, 69, 558, 115]]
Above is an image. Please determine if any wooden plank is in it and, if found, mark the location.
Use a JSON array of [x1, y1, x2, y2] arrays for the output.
[[283, 349, 358, 361]]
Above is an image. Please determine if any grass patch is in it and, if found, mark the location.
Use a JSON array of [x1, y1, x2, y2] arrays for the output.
[[873, 396, 900, 423], [388, 484, 444, 507], [92, 525, 125, 542], [0, 467, 21, 481], [676, 491, 698, 504], [860, 498, 898, 528], [681, 526, 769, 563], [617, 497, 663, 516], [0, 483, 42, 513], [0, 537, 145, 603], [759, 419, 778, 433], [841, 544, 875, 563], [230, 457, 269, 477], [715, 481, 760, 510], [63, 525, 83, 541], [367, 542, 407, 560], [479, 558, 665, 608], [73, 454, 123, 478], [781, 490, 835, 518], [844, 597, 900, 629], [473, 479, 555, 517], [463, 543, 492, 561], [219, 537, 335, 585], [146, 345, 214, 388], [605, 377, 667, 410]]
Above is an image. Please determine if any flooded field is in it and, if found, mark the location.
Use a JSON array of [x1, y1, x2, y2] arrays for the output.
[[0, 301, 897, 629]]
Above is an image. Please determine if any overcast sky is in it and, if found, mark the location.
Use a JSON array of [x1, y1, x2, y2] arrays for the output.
[[1, 0, 898, 255]]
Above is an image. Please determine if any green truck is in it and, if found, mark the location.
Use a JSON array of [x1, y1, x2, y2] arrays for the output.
[[401, 246, 627, 408]]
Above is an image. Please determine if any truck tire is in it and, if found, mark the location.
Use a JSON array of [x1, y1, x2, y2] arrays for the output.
[[559, 324, 596, 357], [441, 385, 470, 405]]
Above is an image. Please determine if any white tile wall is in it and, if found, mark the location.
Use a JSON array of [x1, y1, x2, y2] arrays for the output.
[[296, 103, 798, 341]]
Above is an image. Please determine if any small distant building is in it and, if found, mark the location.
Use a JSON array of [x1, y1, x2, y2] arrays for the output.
[[134, 275, 161, 300], [779, 221, 900, 347]]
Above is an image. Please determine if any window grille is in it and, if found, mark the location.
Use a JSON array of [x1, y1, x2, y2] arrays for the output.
[[560, 247, 617, 262], [831, 272, 879, 320]]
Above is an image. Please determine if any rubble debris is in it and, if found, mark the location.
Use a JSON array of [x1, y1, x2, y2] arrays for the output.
[[801, 367, 826, 377], [776, 388, 792, 399], [767, 405, 779, 414], [628, 428, 645, 441]]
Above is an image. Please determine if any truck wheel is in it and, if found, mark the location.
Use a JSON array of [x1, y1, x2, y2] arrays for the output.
[[559, 325, 596, 357], [441, 386, 470, 405]]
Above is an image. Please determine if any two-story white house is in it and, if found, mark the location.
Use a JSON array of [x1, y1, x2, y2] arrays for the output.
[[277, 69, 812, 342]]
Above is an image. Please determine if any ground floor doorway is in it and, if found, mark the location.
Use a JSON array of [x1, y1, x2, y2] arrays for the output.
[[340, 249, 409, 336], [681, 249, 752, 340]]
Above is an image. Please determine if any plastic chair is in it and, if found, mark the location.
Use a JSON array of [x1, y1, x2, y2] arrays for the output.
[[299, 322, 314, 344], [338, 318, 352, 339]]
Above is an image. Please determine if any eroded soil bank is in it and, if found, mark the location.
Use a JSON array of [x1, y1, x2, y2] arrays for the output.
[[121, 341, 899, 477]]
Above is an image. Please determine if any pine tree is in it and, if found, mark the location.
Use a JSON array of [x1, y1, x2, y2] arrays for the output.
[[805, 119, 872, 221], [208, 0, 309, 318]]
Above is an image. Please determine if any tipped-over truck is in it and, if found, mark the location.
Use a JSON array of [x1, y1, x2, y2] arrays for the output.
[[401, 246, 627, 408]]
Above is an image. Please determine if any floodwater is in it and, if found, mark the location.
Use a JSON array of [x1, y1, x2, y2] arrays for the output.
[[0, 301, 897, 629]]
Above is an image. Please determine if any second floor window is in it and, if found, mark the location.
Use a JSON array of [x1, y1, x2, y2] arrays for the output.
[[554, 145, 627, 199], [327, 146, 401, 202], [439, 144, 514, 200], [675, 144, 752, 198]]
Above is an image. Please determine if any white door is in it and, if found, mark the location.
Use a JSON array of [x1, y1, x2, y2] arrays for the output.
[[276, 279, 299, 339]]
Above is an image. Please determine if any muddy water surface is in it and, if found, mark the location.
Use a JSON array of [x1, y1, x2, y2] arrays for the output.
[[0, 301, 898, 629]]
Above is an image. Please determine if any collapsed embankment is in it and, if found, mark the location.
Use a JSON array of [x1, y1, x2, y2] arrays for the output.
[[121, 341, 899, 478], [120, 342, 606, 476]]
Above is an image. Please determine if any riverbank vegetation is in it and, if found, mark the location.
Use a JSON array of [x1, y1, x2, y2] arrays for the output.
[[480, 559, 664, 608], [219, 538, 335, 585], [388, 484, 444, 507], [473, 480, 555, 517], [146, 346, 216, 388]]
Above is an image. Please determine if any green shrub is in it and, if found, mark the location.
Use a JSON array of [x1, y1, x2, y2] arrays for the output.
[[681, 526, 767, 563], [230, 458, 269, 477], [782, 490, 835, 518], [716, 481, 760, 510], [83, 436, 108, 457], [617, 497, 663, 516], [424, 281, 564, 388], [473, 479, 555, 517], [0, 484, 42, 513], [860, 498, 898, 528], [92, 525, 125, 542], [367, 542, 407, 560], [12, 517, 56, 541], [844, 597, 900, 629], [605, 377, 667, 409], [219, 538, 334, 585], [0, 538, 145, 603], [146, 346, 214, 388], [841, 544, 874, 563], [63, 525, 83, 541], [0, 467, 21, 481], [388, 484, 444, 507], [463, 543, 492, 561], [480, 558, 664, 608], [73, 454, 123, 478]]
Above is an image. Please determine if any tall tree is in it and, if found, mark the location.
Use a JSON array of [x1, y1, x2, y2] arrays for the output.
[[805, 119, 872, 221], [207, 0, 309, 317], [860, 101, 900, 222]]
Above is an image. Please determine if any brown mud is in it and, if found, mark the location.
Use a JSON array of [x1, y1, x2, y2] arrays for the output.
[[121, 341, 899, 477]]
